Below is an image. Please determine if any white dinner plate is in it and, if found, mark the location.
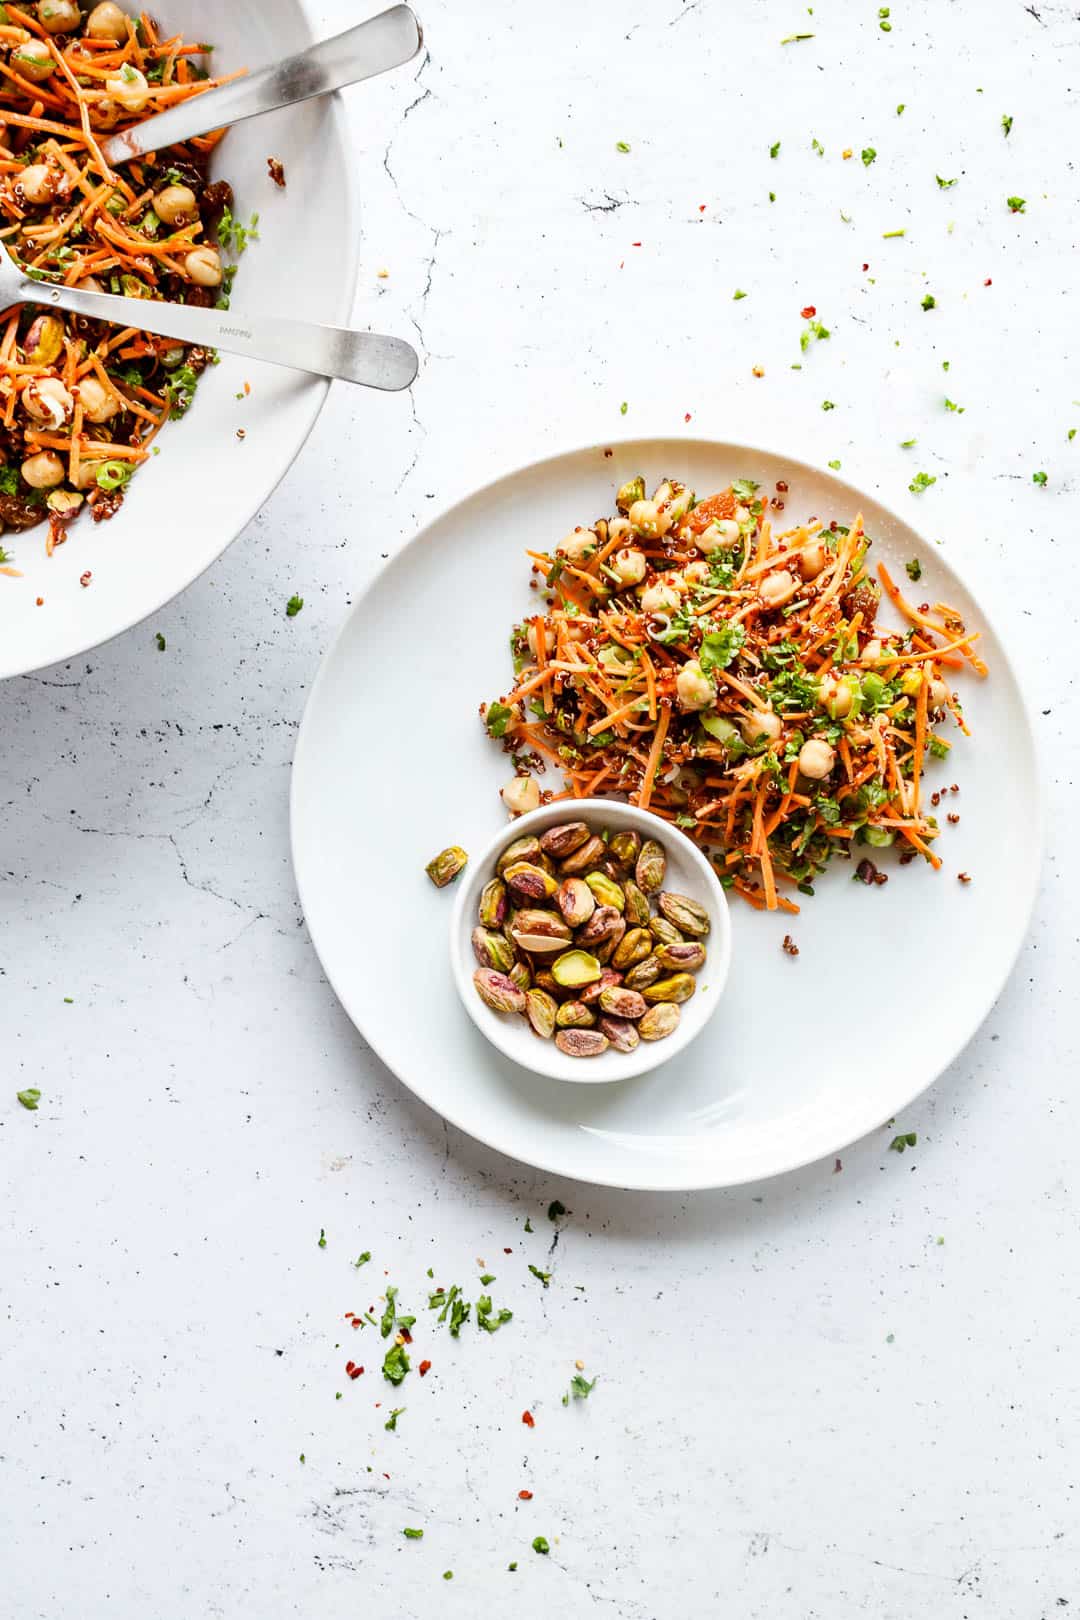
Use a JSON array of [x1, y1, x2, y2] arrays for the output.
[[291, 438, 1041, 1191], [0, 0, 358, 679]]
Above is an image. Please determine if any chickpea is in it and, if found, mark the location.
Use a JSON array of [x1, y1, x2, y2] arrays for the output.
[[18, 163, 57, 206], [606, 517, 631, 544], [682, 560, 710, 586], [38, 0, 81, 32], [758, 568, 800, 610], [675, 659, 715, 712], [640, 579, 681, 615], [13, 39, 54, 82], [153, 183, 198, 227], [47, 487, 83, 517], [185, 246, 223, 288], [525, 621, 554, 659], [663, 486, 693, 522], [611, 547, 646, 586], [106, 64, 149, 113], [23, 375, 73, 427], [928, 677, 950, 709], [740, 707, 782, 747], [818, 673, 853, 719], [76, 376, 118, 425], [628, 498, 672, 540], [798, 737, 837, 780], [78, 275, 106, 294], [555, 526, 597, 563], [21, 450, 65, 489], [695, 518, 740, 555], [71, 459, 104, 491], [652, 481, 673, 505], [861, 639, 883, 663], [501, 774, 540, 816], [86, 1, 130, 42], [798, 539, 828, 580]]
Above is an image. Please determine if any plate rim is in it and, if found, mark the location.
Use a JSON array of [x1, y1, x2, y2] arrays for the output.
[[1, 73, 360, 681], [291, 432, 1045, 1191]]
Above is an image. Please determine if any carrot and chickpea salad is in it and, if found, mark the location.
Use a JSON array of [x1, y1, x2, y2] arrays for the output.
[[0, 0, 248, 563], [482, 474, 986, 915]]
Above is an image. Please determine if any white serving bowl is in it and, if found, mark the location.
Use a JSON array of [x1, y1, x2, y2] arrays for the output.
[[450, 799, 732, 1085], [0, 0, 359, 679]]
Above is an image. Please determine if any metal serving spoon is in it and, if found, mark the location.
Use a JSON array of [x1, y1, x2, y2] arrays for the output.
[[0, 254, 419, 391], [100, 5, 424, 167]]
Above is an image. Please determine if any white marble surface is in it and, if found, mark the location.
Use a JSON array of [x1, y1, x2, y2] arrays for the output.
[[3, 1, 1078, 1614]]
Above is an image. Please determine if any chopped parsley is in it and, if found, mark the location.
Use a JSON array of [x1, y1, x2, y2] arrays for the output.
[[904, 558, 922, 582], [1069, 429, 1076, 442], [528, 1264, 552, 1288], [896, 103, 905, 114], [524, 1216, 534, 1233], [532, 1536, 550, 1555], [1032, 470, 1048, 486], [615, 140, 630, 153], [821, 399, 835, 411], [403, 1527, 423, 1540], [944, 397, 964, 413], [927, 735, 950, 759], [889, 1131, 917, 1153], [799, 318, 830, 354], [354, 1251, 372, 1268], [899, 437, 917, 448], [164, 363, 201, 420], [317, 1228, 327, 1248], [484, 700, 513, 738], [477, 1295, 513, 1333], [780, 32, 814, 42], [733, 288, 748, 300], [0, 465, 18, 495], [908, 471, 936, 494], [811, 136, 824, 156], [619, 400, 628, 415], [16, 1088, 40, 1111], [217, 207, 260, 255], [1007, 195, 1026, 213], [1001, 113, 1013, 137], [935, 175, 958, 189], [730, 477, 760, 501], [384, 1407, 405, 1431], [861, 147, 877, 167], [921, 293, 936, 311], [770, 140, 781, 158], [155, 632, 166, 652], [382, 1343, 410, 1385], [699, 623, 746, 672], [564, 1373, 596, 1402], [882, 227, 905, 238], [286, 593, 304, 617]]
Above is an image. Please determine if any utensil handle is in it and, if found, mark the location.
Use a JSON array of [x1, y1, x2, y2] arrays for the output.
[[101, 5, 424, 167], [24, 281, 418, 392]]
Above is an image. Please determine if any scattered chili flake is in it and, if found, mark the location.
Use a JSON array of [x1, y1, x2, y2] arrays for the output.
[[419, 1359, 432, 1377], [984, 278, 992, 286], [833, 1157, 843, 1174], [267, 156, 286, 187], [776, 479, 789, 492], [951, 783, 960, 794], [503, 1247, 513, 1254], [518, 1489, 533, 1500], [79, 570, 92, 588], [522, 1410, 535, 1428], [35, 596, 43, 606], [782, 934, 799, 957], [948, 813, 960, 825], [344, 1361, 364, 1379], [842, 147, 852, 159], [801, 305, 816, 318], [631, 241, 641, 247], [698, 203, 706, 212], [684, 412, 692, 422], [958, 872, 972, 884], [752, 365, 765, 377]]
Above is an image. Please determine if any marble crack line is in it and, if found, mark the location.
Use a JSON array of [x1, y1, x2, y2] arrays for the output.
[[394, 388, 427, 496], [168, 834, 268, 922], [580, 191, 629, 214]]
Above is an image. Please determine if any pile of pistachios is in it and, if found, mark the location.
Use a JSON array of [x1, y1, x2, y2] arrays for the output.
[[470, 822, 710, 1059]]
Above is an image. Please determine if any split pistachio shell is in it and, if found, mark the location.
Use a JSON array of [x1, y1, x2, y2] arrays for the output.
[[504, 861, 559, 902], [426, 845, 468, 887], [657, 891, 711, 937], [550, 949, 603, 989], [598, 985, 647, 1020], [598, 1015, 640, 1053], [473, 967, 527, 1014], [647, 913, 685, 948], [635, 839, 667, 895], [478, 878, 507, 928], [655, 940, 707, 972], [555, 998, 596, 1030], [509, 909, 573, 953], [539, 821, 592, 859], [558, 834, 607, 875], [638, 1002, 681, 1041], [556, 877, 595, 928], [472, 926, 515, 974], [555, 1029, 610, 1058], [584, 871, 625, 911], [607, 829, 642, 870], [624, 954, 663, 990], [642, 972, 697, 1005], [496, 835, 542, 875], [612, 927, 653, 971], [525, 987, 558, 1038], [622, 879, 652, 929]]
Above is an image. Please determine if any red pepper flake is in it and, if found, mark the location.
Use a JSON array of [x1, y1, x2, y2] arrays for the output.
[[862, 263, 869, 271], [699, 204, 706, 212], [833, 1157, 843, 1174], [684, 412, 692, 422], [35, 596, 44, 606], [345, 1361, 364, 1379], [984, 278, 992, 286], [79, 570, 92, 587], [631, 241, 641, 247], [503, 1247, 512, 1254], [419, 1359, 432, 1377], [801, 304, 816, 318], [518, 1490, 534, 1500], [399, 1328, 413, 1344], [958, 871, 972, 884], [521, 1410, 535, 1428]]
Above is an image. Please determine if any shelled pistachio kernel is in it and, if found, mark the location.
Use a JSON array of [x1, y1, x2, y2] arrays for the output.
[[426, 845, 468, 887]]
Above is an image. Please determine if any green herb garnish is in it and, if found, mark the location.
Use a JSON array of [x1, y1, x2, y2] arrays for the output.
[[16, 1089, 40, 1110], [286, 594, 304, 617]]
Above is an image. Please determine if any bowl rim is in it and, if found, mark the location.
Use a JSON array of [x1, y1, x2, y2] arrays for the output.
[[449, 797, 732, 1085]]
